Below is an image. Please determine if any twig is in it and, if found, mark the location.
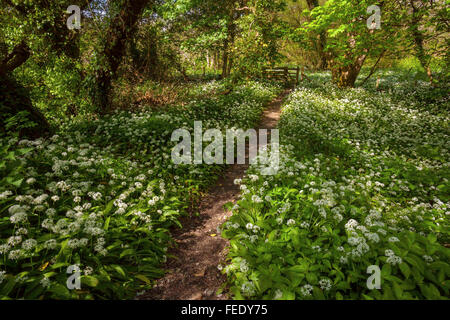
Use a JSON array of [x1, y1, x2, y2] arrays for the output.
[[360, 49, 386, 86]]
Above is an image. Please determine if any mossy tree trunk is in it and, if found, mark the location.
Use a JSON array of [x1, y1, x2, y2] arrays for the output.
[[0, 41, 51, 137], [93, 0, 153, 113], [409, 2, 434, 84]]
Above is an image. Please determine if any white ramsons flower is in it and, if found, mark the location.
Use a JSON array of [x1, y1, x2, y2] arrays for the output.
[[21, 239, 37, 251], [9, 206, 27, 224], [300, 284, 313, 297], [319, 279, 332, 291], [386, 255, 402, 265], [345, 219, 359, 231], [0, 190, 13, 200], [84, 266, 94, 276], [8, 249, 23, 260], [385, 249, 402, 265], [241, 281, 256, 296], [300, 221, 310, 228], [240, 260, 249, 273], [251, 195, 263, 203], [40, 277, 51, 288], [388, 236, 400, 243], [0, 271, 6, 284], [44, 239, 58, 250], [274, 289, 283, 299], [287, 219, 296, 226], [365, 232, 380, 243]]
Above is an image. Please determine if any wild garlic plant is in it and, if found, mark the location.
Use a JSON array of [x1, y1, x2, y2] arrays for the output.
[[0, 80, 282, 299], [222, 73, 449, 300]]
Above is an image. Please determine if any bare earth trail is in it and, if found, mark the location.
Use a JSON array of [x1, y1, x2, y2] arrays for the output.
[[140, 89, 291, 300]]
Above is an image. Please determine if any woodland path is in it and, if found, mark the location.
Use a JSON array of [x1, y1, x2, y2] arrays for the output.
[[139, 89, 291, 300]]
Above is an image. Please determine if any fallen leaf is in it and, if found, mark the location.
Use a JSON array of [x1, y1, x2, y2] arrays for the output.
[[194, 270, 205, 277], [189, 292, 203, 300], [39, 261, 49, 271]]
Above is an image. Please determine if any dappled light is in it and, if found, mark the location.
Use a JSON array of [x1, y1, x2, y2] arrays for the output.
[[0, 0, 448, 306]]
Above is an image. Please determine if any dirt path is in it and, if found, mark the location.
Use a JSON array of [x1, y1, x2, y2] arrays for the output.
[[139, 90, 291, 300]]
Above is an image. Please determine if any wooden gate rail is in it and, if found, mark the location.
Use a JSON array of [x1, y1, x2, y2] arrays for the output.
[[262, 66, 310, 85]]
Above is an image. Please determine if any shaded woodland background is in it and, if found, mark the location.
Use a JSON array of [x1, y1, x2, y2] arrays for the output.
[[1, 0, 448, 137]]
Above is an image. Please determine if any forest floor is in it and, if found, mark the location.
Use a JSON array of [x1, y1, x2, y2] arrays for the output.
[[139, 89, 291, 300]]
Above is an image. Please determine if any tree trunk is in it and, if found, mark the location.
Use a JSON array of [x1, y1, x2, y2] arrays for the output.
[[221, 14, 236, 79], [0, 1, 97, 137], [0, 41, 30, 75], [0, 41, 50, 137], [0, 75, 51, 138], [94, 0, 152, 113], [317, 32, 328, 70], [214, 51, 219, 70], [221, 39, 229, 78], [227, 56, 234, 77], [332, 54, 367, 88], [147, 34, 159, 79], [413, 29, 434, 84], [360, 50, 386, 86], [409, 1, 433, 84]]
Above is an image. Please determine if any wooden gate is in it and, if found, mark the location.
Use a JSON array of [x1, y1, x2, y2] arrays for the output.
[[262, 66, 309, 85]]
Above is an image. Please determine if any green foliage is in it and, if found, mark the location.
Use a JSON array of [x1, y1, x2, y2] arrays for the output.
[[1, 0, 449, 302], [230, 0, 286, 77]]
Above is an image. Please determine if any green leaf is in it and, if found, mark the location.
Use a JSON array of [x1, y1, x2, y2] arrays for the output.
[[103, 199, 115, 215], [104, 216, 111, 231], [0, 277, 16, 296], [120, 248, 135, 258], [399, 263, 411, 279], [16, 147, 33, 156], [282, 291, 296, 300], [306, 272, 318, 284], [393, 282, 403, 299], [381, 263, 391, 277], [427, 234, 437, 243], [81, 275, 99, 287], [112, 265, 127, 278], [135, 274, 151, 285], [50, 284, 71, 299], [5, 151, 15, 161], [6, 177, 23, 187]]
